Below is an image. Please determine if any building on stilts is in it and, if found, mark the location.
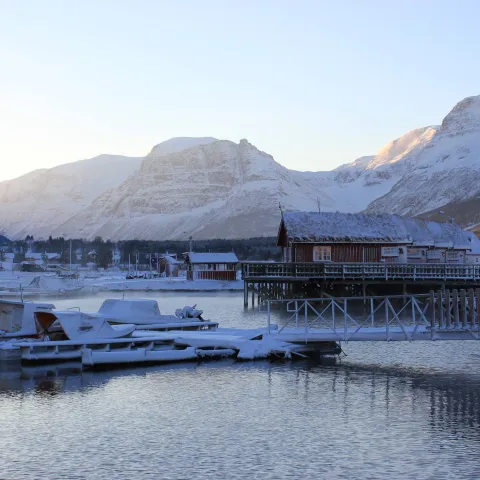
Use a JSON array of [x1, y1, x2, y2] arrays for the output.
[[242, 211, 480, 306]]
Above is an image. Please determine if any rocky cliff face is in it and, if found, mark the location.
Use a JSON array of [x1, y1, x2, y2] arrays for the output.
[[56, 139, 333, 240], [2, 95, 480, 240]]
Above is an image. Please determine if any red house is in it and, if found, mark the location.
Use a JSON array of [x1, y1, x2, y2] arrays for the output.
[[277, 211, 474, 264], [184, 252, 239, 281]]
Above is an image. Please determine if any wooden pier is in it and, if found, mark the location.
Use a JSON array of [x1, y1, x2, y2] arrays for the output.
[[242, 262, 480, 306], [260, 288, 480, 343]]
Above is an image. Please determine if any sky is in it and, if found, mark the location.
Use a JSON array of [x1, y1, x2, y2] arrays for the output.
[[1, 0, 480, 181]]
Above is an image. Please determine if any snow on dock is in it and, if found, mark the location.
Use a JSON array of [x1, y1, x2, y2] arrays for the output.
[[12, 326, 321, 365]]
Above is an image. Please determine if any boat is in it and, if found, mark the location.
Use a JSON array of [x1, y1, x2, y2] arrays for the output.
[[34, 310, 136, 341], [49, 298, 218, 332], [13, 298, 219, 363], [0, 299, 57, 338]]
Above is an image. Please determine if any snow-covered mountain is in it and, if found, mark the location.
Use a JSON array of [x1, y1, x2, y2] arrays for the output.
[[0, 155, 143, 239], [0, 137, 219, 240], [1, 95, 480, 240], [364, 96, 480, 217], [56, 139, 334, 240]]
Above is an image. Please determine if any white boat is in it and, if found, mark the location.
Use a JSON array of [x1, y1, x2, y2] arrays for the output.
[[36, 310, 136, 341], [50, 298, 218, 333], [0, 299, 57, 338], [12, 298, 219, 363]]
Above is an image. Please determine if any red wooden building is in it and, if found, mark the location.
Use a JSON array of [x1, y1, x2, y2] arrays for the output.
[[277, 211, 475, 264], [184, 252, 239, 281]]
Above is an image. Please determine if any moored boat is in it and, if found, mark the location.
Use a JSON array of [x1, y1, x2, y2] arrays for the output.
[[0, 299, 57, 338], [51, 298, 218, 332]]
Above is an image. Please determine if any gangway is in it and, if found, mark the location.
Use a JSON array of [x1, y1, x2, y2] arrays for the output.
[[260, 289, 480, 343]]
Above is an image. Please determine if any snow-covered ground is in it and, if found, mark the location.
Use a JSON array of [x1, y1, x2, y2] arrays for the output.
[[88, 276, 244, 291], [0, 270, 244, 294]]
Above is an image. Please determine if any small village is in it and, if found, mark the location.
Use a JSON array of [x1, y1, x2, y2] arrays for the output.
[[3, 211, 480, 300], [0, 210, 480, 362]]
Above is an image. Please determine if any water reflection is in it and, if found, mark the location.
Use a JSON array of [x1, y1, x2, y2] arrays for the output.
[[1, 357, 479, 435], [0, 357, 479, 479], [1, 292, 479, 479]]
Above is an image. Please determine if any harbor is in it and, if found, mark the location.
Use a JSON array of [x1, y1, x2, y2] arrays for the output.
[[1, 287, 479, 369]]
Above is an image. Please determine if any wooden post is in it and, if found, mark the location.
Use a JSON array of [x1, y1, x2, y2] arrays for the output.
[[452, 289, 459, 328], [460, 289, 467, 328], [244, 281, 248, 307], [429, 290, 436, 328], [468, 289, 475, 327], [437, 289, 444, 329], [445, 289, 452, 328], [476, 288, 480, 327]]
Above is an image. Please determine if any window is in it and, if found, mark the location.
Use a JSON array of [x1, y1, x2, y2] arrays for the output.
[[313, 246, 331, 262]]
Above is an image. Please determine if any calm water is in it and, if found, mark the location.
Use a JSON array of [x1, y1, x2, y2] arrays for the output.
[[1, 292, 479, 479]]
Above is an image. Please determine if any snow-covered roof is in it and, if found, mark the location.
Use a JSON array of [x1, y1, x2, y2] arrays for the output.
[[186, 252, 239, 264], [160, 255, 182, 264], [280, 212, 473, 249], [466, 232, 480, 254]]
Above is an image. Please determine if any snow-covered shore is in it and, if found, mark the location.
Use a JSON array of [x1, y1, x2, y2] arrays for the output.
[[91, 277, 244, 291], [0, 270, 244, 294]]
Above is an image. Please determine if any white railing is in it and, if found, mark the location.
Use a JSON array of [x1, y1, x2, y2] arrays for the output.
[[259, 292, 480, 342], [242, 262, 480, 281]]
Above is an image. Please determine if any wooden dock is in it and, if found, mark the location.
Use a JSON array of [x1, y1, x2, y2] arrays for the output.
[[260, 288, 480, 342]]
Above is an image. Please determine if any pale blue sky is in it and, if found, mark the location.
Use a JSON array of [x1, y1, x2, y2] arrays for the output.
[[1, 0, 479, 181]]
